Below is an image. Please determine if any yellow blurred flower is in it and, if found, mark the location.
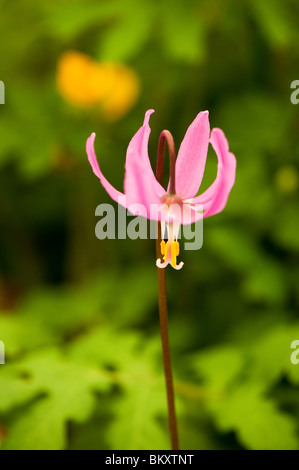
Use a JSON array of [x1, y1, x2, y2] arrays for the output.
[[57, 51, 104, 107], [56, 51, 140, 120], [99, 64, 140, 121]]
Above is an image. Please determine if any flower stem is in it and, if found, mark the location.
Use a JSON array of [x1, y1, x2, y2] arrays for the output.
[[155, 132, 179, 450]]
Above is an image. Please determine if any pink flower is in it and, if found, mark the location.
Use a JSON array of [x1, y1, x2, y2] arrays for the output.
[[86, 109, 236, 270]]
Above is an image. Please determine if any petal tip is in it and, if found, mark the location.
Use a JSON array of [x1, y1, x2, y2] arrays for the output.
[[87, 132, 96, 143], [190, 109, 210, 130], [143, 109, 155, 125], [86, 132, 96, 153], [201, 110, 210, 123], [198, 110, 209, 120]]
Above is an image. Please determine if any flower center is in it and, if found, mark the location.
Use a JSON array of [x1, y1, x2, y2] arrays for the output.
[[160, 193, 183, 207]]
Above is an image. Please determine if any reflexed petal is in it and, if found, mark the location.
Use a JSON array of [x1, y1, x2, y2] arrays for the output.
[[86, 133, 125, 204], [174, 111, 210, 199], [124, 109, 165, 217], [189, 128, 236, 217]]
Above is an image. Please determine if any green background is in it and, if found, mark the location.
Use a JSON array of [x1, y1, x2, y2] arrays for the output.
[[0, 0, 299, 450]]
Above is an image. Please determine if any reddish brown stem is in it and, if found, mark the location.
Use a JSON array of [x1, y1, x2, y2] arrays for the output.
[[155, 131, 179, 450]]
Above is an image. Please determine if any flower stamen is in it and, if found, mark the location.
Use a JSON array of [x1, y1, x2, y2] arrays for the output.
[[156, 221, 183, 270], [171, 241, 178, 268], [160, 240, 166, 256]]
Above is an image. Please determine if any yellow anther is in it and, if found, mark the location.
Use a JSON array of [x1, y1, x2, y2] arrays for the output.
[[174, 241, 180, 256], [164, 242, 169, 261], [171, 242, 177, 268], [160, 240, 166, 256]]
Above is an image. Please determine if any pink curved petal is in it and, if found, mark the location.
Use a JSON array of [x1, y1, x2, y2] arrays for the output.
[[173, 111, 210, 199], [86, 133, 125, 205], [189, 128, 236, 217], [124, 109, 165, 218]]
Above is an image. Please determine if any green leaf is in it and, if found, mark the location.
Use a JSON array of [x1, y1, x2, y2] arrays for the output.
[[211, 384, 298, 450], [0, 315, 54, 357], [191, 345, 244, 393], [69, 328, 169, 449], [1, 350, 111, 450], [249, 324, 299, 387], [0, 368, 40, 413], [107, 378, 169, 450]]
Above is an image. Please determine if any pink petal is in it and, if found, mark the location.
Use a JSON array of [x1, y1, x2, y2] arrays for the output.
[[124, 109, 165, 218], [173, 111, 210, 199], [86, 133, 125, 204], [189, 128, 236, 217]]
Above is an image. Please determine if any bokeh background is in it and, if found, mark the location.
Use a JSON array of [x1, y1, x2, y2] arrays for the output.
[[0, 0, 299, 450]]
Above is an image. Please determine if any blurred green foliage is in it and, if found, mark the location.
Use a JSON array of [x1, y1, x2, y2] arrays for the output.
[[0, 0, 299, 450]]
